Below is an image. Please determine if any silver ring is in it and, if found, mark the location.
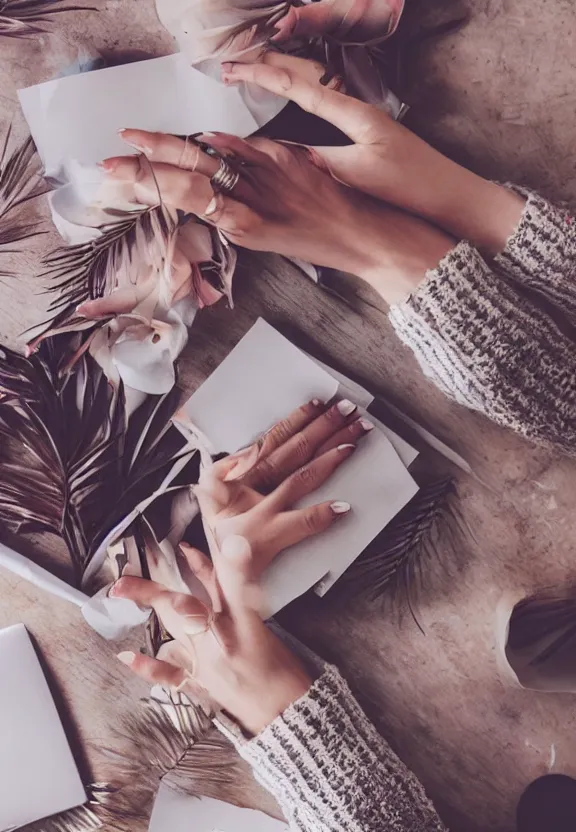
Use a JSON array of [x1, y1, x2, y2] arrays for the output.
[[210, 158, 240, 194]]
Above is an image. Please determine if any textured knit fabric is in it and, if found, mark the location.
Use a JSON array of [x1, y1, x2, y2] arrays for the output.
[[389, 191, 576, 454], [219, 665, 446, 832]]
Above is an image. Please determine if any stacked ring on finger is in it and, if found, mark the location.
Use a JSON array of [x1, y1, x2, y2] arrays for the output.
[[210, 157, 240, 194]]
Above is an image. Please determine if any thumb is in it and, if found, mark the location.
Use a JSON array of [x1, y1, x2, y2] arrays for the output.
[[217, 535, 265, 617]]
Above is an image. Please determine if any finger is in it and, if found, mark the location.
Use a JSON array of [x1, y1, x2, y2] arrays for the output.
[[222, 52, 386, 145], [314, 415, 374, 456], [243, 399, 358, 490], [263, 443, 356, 511], [196, 132, 273, 167], [110, 575, 170, 607], [179, 542, 222, 612], [223, 399, 324, 483], [266, 500, 352, 555], [101, 155, 258, 233], [111, 576, 211, 640], [117, 650, 186, 688], [119, 129, 220, 177], [101, 155, 214, 213]]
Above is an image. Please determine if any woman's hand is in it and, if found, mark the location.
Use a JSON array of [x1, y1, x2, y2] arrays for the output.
[[221, 52, 525, 257], [195, 397, 374, 580], [112, 401, 371, 733], [103, 119, 399, 286], [112, 535, 313, 736]]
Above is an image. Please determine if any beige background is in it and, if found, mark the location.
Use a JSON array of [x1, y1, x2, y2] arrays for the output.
[[2, 2, 576, 830]]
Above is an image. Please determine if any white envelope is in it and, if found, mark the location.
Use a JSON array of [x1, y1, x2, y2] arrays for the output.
[[177, 320, 418, 615], [0, 625, 86, 831], [18, 53, 268, 174], [150, 785, 288, 832]]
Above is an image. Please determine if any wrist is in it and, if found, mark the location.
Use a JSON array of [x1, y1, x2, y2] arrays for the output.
[[347, 202, 456, 305], [234, 667, 314, 736]]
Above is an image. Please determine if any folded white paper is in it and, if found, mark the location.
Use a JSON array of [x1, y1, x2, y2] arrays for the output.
[[0, 625, 86, 831], [149, 785, 288, 832], [19, 53, 265, 175], [178, 320, 419, 615]]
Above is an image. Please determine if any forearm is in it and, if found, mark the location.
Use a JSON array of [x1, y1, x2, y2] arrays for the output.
[[218, 666, 446, 832], [389, 237, 576, 455], [373, 121, 526, 257]]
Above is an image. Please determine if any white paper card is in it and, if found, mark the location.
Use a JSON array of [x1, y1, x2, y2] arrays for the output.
[[149, 785, 288, 832], [179, 320, 418, 615], [0, 625, 86, 831], [181, 318, 339, 454], [19, 54, 261, 174]]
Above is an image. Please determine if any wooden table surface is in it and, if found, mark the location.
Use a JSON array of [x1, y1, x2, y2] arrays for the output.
[[3, 2, 576, 831]]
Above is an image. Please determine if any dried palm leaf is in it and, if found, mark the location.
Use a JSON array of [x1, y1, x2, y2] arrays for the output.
[[0, 128, 44, 258], [0, 335, 199, 584], [20, 802, 102, 832], [31, 204, 176, 347], [87, 695, 246, 830], [0, 0, 93, 37], [344, 476, 458, 628]]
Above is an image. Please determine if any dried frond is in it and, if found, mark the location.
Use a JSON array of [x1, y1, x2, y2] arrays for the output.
[[345, 477, 458, 627], [0, 128, 44, 256], [20, 802, 102, 832], [88, 695, 245, 830], [31, 205, 176, 345], [0, 335, 198, 584], [0, 0, 94, 37]]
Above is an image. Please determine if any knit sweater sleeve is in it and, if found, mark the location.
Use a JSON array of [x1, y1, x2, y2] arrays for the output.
[[494, 186, 576, 321], [217, 665, 446, 832], [388, 206, 576, 453]]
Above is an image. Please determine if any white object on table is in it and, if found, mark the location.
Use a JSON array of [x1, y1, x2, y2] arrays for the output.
[[177, 319, 419, 615], [149, 784, 288, 832], [0, 624, 86, 831], [18, 53, 276, 175]]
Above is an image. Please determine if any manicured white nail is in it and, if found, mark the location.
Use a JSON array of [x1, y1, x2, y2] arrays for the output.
[[360, 419, 374, 432], [331, 501, 351, 515], [311, 398, 322, 407], [338, 443, 355, 452], [336, 399, 356, 417], [117, 651, 135, 666]]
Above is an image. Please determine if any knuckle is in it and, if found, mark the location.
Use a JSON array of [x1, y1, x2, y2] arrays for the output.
[[267, 420, 293, 447], [303, 507, 324, 534], [295, 465, 317, 487], [293, 433, 311, 461]]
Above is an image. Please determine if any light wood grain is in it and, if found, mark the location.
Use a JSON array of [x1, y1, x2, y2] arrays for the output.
[[3, 2, 576, 830]]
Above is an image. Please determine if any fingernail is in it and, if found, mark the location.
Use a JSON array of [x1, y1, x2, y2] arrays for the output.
[[360, 419, 374, 432], [109, 580, 122, 598], [183, 615, 210, 636], [311, 398, 322, 407], [336, 399, 357, 417], [98, 157, 120, 172], [337, 443, 356, 452], [331, 501, 351, 515], [117, 651, 135, 666], [75, 304, 87, 318], [221, 61, 236, 74], [198, 132, 217, 139]]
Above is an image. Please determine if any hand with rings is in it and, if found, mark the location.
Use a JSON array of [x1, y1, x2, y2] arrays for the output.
[[111, 400, 372, 734], [100, 65, 401, 289]]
